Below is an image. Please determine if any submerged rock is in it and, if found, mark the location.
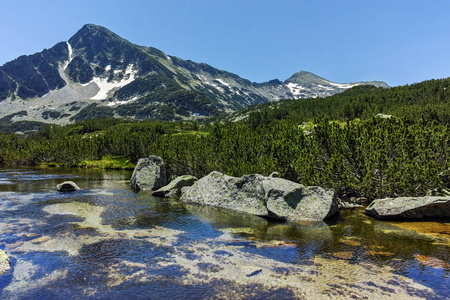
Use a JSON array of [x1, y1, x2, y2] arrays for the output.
[[414, 254, 450, 269], [152, 175, 198, 198], [365, 196, 450, 220], [57, 181, 81, 192], [0, 249, 11, 275], [180, 171, 338, 222], [130, 155, 168, 191]]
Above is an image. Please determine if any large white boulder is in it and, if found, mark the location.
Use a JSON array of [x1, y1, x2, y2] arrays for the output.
[[180, 171, 338, 222]]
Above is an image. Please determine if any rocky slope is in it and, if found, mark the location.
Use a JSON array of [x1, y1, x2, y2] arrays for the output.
[[0, 24, 389, 126]]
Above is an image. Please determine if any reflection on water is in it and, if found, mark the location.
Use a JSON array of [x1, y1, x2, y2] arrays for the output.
[[0, 167, 449, 299]]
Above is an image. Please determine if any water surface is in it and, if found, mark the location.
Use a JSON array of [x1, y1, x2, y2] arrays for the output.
[[0, 167, 449, 299]]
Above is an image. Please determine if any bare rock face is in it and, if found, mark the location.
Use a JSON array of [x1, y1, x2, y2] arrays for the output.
[[181, 172, 269, 217], [130, 155, 168, 191], [180, 171, 338, 222], [57, 181, 81, 192], [0, 250, 11, 276], [365, 197, 450, 220], [152, 175, 198, 198]]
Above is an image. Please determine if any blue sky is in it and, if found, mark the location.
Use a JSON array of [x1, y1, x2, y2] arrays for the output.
[[1, 0, 449, 86]]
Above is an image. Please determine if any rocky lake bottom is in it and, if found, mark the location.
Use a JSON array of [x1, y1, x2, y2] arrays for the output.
[[0, 167, 449, 299]]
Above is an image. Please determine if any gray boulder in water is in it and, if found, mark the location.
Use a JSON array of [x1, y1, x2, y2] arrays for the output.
[[0, 250, 11, 276], [130, 155, 168, 191], [57, 181, 81, 192], [152, 175, 198, 198], [365, 196, 450, 220], [180, 171, 338, 222]]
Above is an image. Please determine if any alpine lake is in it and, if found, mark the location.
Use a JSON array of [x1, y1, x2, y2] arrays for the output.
[[0, 167, 449, 299]]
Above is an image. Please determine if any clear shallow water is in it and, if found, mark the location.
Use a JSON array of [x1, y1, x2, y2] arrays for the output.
[[0, 167, 449, 299]]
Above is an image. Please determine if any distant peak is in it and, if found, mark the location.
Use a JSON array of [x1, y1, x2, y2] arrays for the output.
[[289, 71, 322, 79], [294, 70, 314, 76], [284, 70, 327, 85]]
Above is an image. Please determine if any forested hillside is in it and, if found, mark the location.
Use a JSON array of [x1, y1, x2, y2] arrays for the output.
[[1, 78, 449, 202], [231, 78, 450, 124]]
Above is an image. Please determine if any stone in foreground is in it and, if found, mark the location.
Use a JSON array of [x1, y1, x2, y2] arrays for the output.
[[0, 250, 11, 276], [130, 155, 168, 191], [57, 181, 81, 192], [365, 196, 450, 220], [152, 175, 198, 198], [180, 171, 338, 222]]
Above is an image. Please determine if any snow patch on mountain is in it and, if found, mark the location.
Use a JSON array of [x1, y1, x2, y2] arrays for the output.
[[316, 84, 334, 91], [211, 83, 224, 93], [89, 64, 137, 100], [325, 80, 358, 89], [215, 78, 230, 88], [62, 42, 73, 72], [67, 42, 73, 64], [287, 82, 306, 97], [107, 96, 139, 107]]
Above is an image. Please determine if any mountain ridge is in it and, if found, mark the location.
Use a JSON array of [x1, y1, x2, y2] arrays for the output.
[[0, 24, 389, 125]]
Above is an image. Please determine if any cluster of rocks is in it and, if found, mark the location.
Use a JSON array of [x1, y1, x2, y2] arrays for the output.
[[129, 156, 198, 198], [58, 155, 450, 223], [129, 156, 338, 222], [180, 171, 338, 222]]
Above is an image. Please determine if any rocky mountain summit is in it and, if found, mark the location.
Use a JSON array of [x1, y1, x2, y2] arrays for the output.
[[0, 24, 388, 125]]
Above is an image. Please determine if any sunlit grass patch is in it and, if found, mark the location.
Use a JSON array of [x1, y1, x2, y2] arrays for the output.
[[78, 156, 135, 170]]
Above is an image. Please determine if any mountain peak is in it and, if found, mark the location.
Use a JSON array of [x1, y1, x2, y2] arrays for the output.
[[81, 23, 107, 30], [285, 71, 327, 85], [72, 24, 115, 37], [68, 24, 130, 49], [67, 24, 138, 67], [291, 70, 316, 77]]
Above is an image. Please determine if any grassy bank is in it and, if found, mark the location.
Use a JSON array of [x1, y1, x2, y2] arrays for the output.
[[77, 156, 135, 170], [39, 156, 135, 169]]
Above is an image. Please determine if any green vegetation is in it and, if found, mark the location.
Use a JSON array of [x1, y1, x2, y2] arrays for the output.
[[1, 78, 450, 202], [230, 78, 450, 124], [78, 155, 135, 169], [70, 74, 221, 122]]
